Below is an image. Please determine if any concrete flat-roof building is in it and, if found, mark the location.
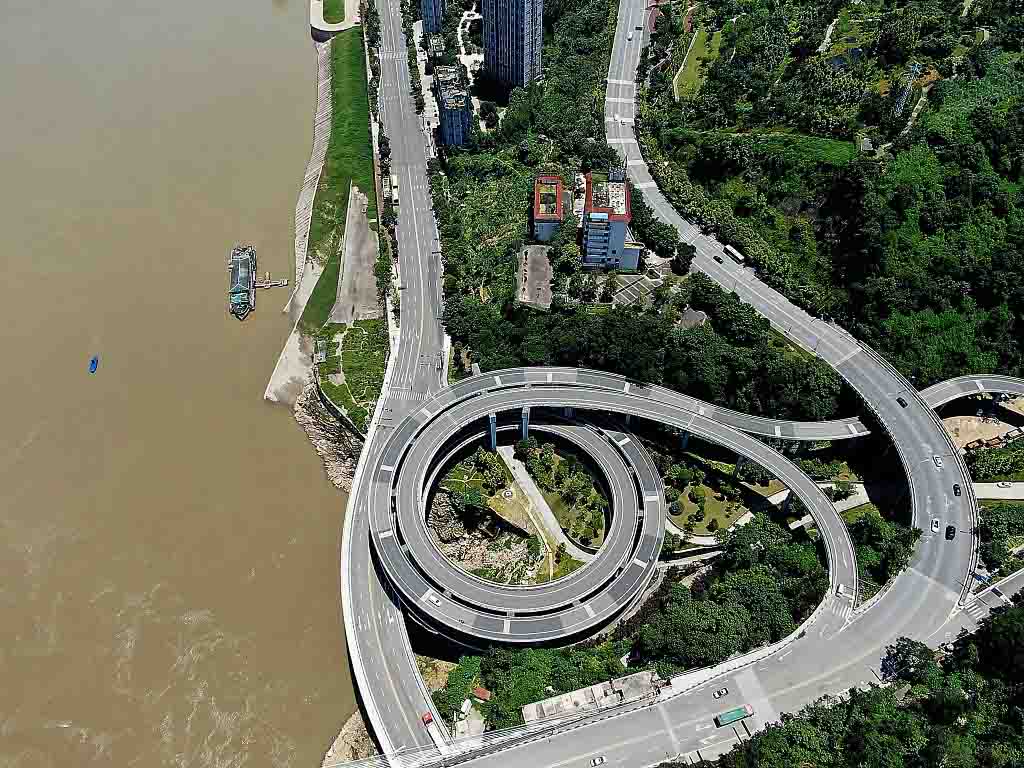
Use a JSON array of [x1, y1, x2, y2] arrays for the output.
[[434, 66, 473, 147], [422, 0, 446, 34], [533, 175, 564, 242], [582, 171, 643, 271], [482, 0, 543, 88], [521, 670, 661, 723]]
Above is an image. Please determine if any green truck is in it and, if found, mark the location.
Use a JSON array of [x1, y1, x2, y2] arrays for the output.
[[714, 704, 754, 727]]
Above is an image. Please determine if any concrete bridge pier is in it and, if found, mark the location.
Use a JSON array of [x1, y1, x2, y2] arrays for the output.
[[734, 455, 745, 478], [521, 407, 530, 441], [489, 413, 497, 451], [563, 406, 575, 419], [680, 431, 690, 450]]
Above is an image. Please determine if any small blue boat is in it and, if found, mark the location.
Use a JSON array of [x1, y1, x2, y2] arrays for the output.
[[89, 356, 99, 374]]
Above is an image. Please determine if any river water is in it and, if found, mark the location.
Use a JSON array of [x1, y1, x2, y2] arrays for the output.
[[0, 1, 356, 766]]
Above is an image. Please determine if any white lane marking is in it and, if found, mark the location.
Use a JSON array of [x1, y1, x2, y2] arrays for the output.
[[633, 557, 648, 568], [774, 425, 781, 437], [847, 423, 858, 435], [627, 158, 647, 167], [698, 406, 706, 416], [607, 78, 634, 86], [835, 347, 862, 365], [635, 178, 656, 186], [623, 382, 631, 393], [380, 529, 394, 539], [616, 436, 631, 446], [381, 465, 394, 472], [976, 380, 985, 391], [420, 407, 431, 418], [494, 375, 502, 386], [584, 604, 596, 618], [645, 495, 659, 502], [503, 619, 511, 634], [608, 137, 638, 145], [547, 372, 553, 382]]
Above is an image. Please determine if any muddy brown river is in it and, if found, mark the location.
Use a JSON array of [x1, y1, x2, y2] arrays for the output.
[[0, 0, 356, 765]]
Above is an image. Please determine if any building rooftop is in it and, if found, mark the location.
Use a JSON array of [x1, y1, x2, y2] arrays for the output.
[[434, 66, 469, 111], [534, 175, 564, 221], [521, 670, 660, 723], [585, 172, 630, 221]]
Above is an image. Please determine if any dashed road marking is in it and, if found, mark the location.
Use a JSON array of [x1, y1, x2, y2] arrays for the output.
[[494, 375, 502, 386], [616, 436, 631, 446], [847, 423, 859, 435], [633, 557, 648, 568], [380, 529, 394, 539], [584, 604, 596, 618], [774, 425, 782, 437]]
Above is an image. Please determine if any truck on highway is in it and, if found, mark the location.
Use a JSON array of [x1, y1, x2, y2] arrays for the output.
[[714, 704, 753, 727], [390, 173, 400, 206], [723, 245, 745, 264], [421, 712, 452, 754]]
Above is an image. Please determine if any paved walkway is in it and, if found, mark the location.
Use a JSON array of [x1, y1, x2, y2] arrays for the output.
[[496, 446, 592, 562], [974, 482, 1024, 500], [309, 0, 360, 35]]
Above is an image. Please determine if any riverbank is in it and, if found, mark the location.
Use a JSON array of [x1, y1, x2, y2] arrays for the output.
[[321, 707, 378, 766]]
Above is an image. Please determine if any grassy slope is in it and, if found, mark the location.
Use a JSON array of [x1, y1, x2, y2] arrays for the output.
[[673, 28, 721, 100], [301, 29, 377, 332]]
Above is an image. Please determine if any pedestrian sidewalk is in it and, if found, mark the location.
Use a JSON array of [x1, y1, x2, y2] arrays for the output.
[[496, 446, 592, 562]]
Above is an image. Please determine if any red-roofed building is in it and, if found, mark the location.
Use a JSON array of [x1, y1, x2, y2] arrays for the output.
[[582, 170, 643, 271], [533, 175, 565, 242]]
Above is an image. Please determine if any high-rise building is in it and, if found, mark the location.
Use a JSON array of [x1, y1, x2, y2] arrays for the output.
[[434, 66, 473, 147], [482, 0, 543, 88], [582, 171, 643, 271], [422, 0, 446, 35]]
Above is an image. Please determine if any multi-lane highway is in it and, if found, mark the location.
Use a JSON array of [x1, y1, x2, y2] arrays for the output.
[[319, 0, 1024, 763], [333, 0, 447, 754]]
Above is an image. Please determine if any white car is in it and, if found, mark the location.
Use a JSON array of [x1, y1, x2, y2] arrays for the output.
[[713, 687, 729, 699], [933, 456, 944, 469], [627, 30, 633, 40], [931, 518, 941, 533], [592, 757, 606, 766], [428, 595, 441, 607], [998, 481, 1013, 488]]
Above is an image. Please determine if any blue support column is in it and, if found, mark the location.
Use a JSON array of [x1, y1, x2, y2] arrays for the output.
[[563, 406, 575, 419], [521, 407, 530, 441], [680, 431, 690, 450], [488, 413, 497, 451], [733, 455, 744, 478]]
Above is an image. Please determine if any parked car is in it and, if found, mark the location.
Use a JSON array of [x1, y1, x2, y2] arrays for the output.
[[933, 456, 944, 469], [945, 525, 957, 540], [897, 396, 909, 408], [953, 484, 962, 497], [592, 757, 606, 766], [713, 687, 729, 699], [931, 519, 941, 533], [998, 481, 1013, 488]]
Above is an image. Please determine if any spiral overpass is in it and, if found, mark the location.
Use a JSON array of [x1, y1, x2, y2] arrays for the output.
[[368, 368, 859, 645]]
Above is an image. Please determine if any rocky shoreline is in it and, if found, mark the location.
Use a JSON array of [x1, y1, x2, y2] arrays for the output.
[[294, 381, 363, 492], [320, 707, 378, 766]]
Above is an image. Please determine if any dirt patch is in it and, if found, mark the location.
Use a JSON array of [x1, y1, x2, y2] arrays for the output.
[[943, 415, 1017, 450], [417, 655, 458, 692]]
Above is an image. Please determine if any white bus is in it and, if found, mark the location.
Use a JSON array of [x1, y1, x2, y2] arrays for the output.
[[390, 173, 400, 206], [724, 244, 745, 264]]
